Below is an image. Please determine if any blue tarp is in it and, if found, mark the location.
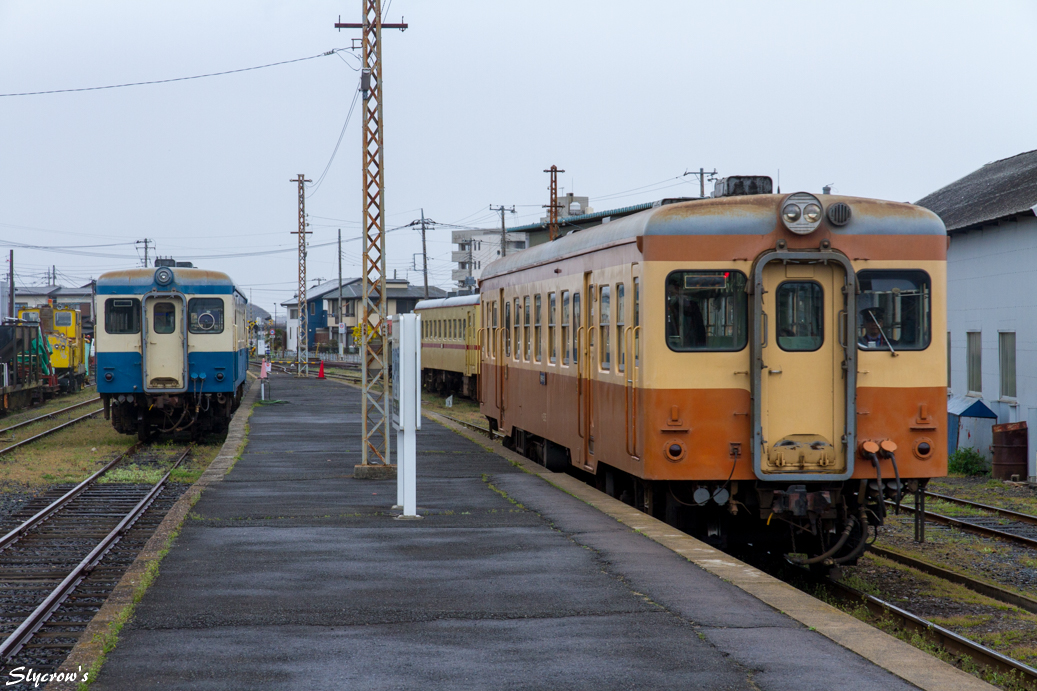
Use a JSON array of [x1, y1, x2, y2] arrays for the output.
[[948, 395, 998, 454]]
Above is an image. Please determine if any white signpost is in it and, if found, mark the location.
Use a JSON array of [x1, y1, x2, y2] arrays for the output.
[[391, 314, 421, 519]]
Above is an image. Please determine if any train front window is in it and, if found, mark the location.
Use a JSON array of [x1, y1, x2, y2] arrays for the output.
[[105, 298, 141, 335], [153, 302, 176, 335], [857, 270, 931, 350], [55, 312, 73, 328], [776, 282, 823, 352], [665, 271, 748, 352], [188, 298, 225, 334]]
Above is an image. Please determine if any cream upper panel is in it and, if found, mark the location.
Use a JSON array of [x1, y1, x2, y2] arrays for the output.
[[94, 294, 143, 354]]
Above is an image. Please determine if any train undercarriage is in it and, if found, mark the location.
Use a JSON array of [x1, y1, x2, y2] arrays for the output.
[[422, 368, 478, 400], [500, 422, 922, 572], [104, 389, 242, 440]]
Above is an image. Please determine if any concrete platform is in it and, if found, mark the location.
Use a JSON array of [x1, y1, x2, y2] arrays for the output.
[[87, 373, 989, 690]]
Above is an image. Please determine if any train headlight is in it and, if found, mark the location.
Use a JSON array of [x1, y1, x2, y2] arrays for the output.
[[780, 193, 824, 235], [155, 267, 174, 286]]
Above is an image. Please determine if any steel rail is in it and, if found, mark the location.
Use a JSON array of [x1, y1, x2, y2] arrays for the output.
[[925, 491, 1037, 526], [0, 397, 101, 436], [828, 578, 1037, 686], [433, 411, 504, 439], [893, 501, 1037, 550], [0, 445, 193, 661], [0, 442, 141, 553], [869, 545, 1037, 615], [0, 408, 103, 457]]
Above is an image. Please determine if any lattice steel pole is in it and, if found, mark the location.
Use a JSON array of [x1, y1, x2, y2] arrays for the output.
[[291, 174, 312, 377], [543, 165, 565, 241], [336, 3, 407, 467]]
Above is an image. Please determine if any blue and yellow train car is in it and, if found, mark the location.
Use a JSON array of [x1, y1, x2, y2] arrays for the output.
[[94, 265, 248, 439]]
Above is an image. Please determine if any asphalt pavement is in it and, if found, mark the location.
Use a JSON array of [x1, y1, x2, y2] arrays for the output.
[[90, 372, 921, 690]]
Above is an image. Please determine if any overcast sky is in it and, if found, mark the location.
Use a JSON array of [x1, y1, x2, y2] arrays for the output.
[[2, 1, 1035, 316]]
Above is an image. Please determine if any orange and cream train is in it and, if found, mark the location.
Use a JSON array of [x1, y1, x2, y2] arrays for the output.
[[414, 294, 481, 399], [476, 180, 945, 565]]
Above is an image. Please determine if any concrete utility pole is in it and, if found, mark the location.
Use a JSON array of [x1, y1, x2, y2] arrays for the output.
[[543, 165, 566, 241], [135, 239, 153, 267], [291, 174, 312, 377], [338, 228, 344, 357], [466, 233, 473, 286], [8, 251, 13, 320], [419, 208, 429, 299], [490, 205, 515, 257], [684, 167, 718, 198], [335, 2, 408, 469]]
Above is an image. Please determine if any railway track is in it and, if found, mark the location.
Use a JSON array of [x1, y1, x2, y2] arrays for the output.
[[0, 443, 191, 675], [827, 577, 1037, 687], [0, 399, 104, 458], [893, 493, 1037, 550]]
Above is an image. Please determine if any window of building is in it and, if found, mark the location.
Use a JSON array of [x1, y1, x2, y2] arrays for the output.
[[857, 270, 931, 350], [665, 271, 748, 352], [572, 292, 581, 365], [1000, 332, 1016, 399], [549, 292, 557, 364], [105, 298, 141, 334], [561, 291, 570, 366], [188, 298, 225, 334], [534, 294, 542, 362], [967, 331, 982, 394], [599, 285, 611, 370], [309, 302, 315, 316], [776, 282, 823, 352], [289, 308, 298, 320], [617, 283, 625, 372]]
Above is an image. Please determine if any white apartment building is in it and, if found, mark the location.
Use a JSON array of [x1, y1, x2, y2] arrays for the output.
[[450, 229, 528, 288]]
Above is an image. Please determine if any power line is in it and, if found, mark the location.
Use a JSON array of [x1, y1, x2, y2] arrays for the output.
[[0, 49, 349, 98], [306, 80, 362, 198]]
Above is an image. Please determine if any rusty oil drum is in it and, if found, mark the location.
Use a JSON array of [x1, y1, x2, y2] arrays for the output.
[[991, 421, 1028, 481]]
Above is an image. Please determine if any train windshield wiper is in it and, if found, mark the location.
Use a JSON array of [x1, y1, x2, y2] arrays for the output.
[[866, 309, 897, 357]]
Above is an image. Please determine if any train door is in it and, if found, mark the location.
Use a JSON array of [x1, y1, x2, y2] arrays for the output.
[[625, 266, 642, 459], [143, 295, 186, 392], [753, 255, 856, 480], [498, 288, 508, 428], [579, 272, 595, 470]]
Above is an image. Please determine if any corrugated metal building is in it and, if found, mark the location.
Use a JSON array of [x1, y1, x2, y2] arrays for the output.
[[917, 149, 1037, 478]]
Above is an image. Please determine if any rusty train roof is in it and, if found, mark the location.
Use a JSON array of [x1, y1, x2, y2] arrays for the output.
[[480, 194, 945, 281], [96, 267, 243, 297]]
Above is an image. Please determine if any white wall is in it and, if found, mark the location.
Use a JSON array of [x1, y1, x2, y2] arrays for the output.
[[947, 213, 1037, 478]]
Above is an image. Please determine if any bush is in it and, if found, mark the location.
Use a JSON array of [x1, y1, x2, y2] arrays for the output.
[[948, 446, 988, 476]]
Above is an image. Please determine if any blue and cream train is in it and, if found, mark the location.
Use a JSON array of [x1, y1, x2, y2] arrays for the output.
[[94, 265, 248, 439]]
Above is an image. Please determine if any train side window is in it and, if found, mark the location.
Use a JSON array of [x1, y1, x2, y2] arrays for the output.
[[665, 271, 748, 352], [561, 291, 570, 366], [55, 312, 73, 327], [514, 298, 521, 361], [572, 292, 581, 365], [153, 302, 176, 335], [548, 292, 557, 365], [188, 298, 225, 334], [634, 277, 640, 367], [505, 300, 511, 357], [491, 300, 498, 359], [857, 270, 931, 350], [534, 294, 542, 363], [105, 298, 141, 335], [617, 283, 625, 372], [776, 282, 823, 352], [523, 296, 531, 361], [599, 285, 611, 370]]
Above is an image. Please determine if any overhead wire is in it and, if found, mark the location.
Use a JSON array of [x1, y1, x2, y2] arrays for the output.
[[306, 80, 362, 198]]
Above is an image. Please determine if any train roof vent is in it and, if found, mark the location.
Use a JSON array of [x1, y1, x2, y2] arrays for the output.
[[712, 176, 773, 198], [154, 258, 176, 267]]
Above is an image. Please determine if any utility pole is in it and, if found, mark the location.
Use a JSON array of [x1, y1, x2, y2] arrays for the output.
[[335, 3, 408, 469], [543, 165, 566, 241], [338, 228, 344, 358], [683, 167, 718, 198], [136, 239, 153, 267], [7, 251, 13, 321], [466, 234, 473, 287], [490, 205, 515, 257], [291, 174, 312, 377], [419, 208, 429, 299]]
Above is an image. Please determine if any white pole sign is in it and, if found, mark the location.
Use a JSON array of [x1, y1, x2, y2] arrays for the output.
[[392, 314, 421, 519]]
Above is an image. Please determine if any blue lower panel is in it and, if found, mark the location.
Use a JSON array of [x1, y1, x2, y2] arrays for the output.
[[188, 351, 239, 393], [97, 352, 143, 394]]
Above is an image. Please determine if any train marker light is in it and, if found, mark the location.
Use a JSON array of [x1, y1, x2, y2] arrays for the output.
[[780, 192, 824, 235]]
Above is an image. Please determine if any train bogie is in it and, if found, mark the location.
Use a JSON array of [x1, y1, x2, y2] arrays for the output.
[[95, 266, 248, 439], [478, 189, 947, 567]]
